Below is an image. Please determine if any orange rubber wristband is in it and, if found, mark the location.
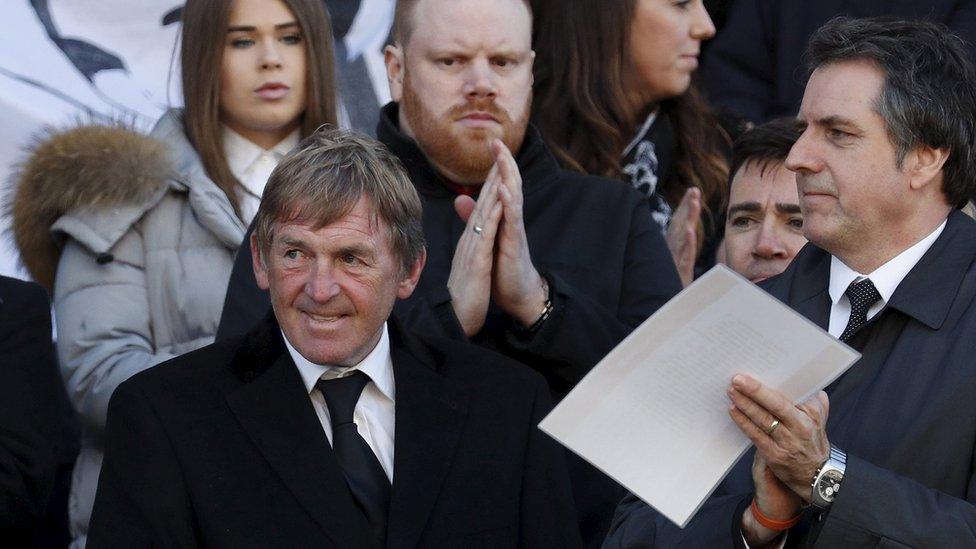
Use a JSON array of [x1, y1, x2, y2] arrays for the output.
[[750, 498, 802, 531]]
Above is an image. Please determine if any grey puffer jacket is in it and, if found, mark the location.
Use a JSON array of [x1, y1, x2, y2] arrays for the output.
[[10, 110, 246, 547]]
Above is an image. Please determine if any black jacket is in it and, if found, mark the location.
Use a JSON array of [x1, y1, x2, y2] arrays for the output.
[[88, 316, 581, 548], [701, 0, 976, 124], [0, 277, 64, 540], [378, 103, 682, 395], [605, 210, 976, 548]]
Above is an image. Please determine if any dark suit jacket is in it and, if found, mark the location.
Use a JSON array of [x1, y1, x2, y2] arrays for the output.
[[87, 316, 581, 548], [605, 210, 976, 547], [0, 277, 63, 539], [701, 0, 976, 123]]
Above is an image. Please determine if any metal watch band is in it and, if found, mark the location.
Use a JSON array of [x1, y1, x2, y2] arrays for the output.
[[811, 445, 847, 510]]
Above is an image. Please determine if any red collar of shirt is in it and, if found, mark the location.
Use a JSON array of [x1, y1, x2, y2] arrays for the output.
[[442, 179, 482, 198]]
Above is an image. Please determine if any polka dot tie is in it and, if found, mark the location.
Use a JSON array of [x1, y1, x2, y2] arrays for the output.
[[839, 278, 882, 342]]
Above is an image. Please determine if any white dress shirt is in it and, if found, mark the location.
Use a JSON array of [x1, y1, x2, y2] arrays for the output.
[[222, 126, 300, 225], [283, 324, 396, 482], [827, 219, 946, 338]]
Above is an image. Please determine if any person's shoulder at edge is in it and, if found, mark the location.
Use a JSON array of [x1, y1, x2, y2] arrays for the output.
[[0, 275, 49, 312]]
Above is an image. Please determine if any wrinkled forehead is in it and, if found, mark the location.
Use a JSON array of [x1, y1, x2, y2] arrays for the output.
[[276, 195, 383, 235], [406, 0, 532, 54]]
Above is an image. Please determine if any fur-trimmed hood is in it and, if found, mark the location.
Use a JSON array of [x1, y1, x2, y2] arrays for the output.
[[6, 122, 172, 292], [6, 110, 247, 293]]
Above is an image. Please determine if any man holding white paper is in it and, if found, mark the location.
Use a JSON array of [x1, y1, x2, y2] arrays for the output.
[[606, 16, 976, 548]]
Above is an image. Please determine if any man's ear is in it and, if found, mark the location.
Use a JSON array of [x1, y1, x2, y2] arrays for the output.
[[251, 233, 271, 291], [396, 248, 427, 299], [384, 44, 405, 103], [907, 145, 950, 192]]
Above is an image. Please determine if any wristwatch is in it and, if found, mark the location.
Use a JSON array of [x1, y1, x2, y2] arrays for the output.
[[811, 445, 847, 510]]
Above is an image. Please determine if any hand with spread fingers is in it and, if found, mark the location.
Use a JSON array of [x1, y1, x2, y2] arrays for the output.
[[727, 374, 831, 500], [666, 187, 702, 287], [447, 162, 504, 337], [488, 139, 547, 327]]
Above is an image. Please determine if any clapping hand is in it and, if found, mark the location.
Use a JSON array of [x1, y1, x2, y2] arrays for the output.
[[447, 139, 545, 336], [667, 187, 702, 287]]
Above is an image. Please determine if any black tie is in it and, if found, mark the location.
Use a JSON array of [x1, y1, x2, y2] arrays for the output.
[[316, 372, 390, 545], [839, 278, 882, 342]]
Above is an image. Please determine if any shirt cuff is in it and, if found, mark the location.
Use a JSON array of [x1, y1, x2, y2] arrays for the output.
[[740, 532, 787, 549]]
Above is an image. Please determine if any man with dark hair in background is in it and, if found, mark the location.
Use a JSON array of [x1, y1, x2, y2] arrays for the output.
[[216, 0, 682, 544], [722, 118, 805, 283], [606, 17, 976, 547]]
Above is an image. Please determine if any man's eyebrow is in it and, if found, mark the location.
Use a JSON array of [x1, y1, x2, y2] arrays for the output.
[[278, 236, 308, 249], [815, 115, 862, 131], [776, 203, 802, 214], [227, 22, 299, 32], [337, 244, 376, 259], [490, 48, 529, 58], [728, 202, 762, 215]]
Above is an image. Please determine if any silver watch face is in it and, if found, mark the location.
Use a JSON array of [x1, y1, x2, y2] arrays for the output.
[[817, 469, 843, 502]]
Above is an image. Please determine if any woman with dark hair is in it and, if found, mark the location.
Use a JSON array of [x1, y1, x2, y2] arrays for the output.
[[9, 0, 337, 545], [532, 0, 732, 286]]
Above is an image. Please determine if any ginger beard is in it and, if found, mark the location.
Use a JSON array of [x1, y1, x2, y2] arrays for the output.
[[400, 70, 531, 184]]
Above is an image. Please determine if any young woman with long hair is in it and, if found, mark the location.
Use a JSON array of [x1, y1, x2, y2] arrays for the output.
[[532, 0, 732, 285], [10, 0, 337, 544]]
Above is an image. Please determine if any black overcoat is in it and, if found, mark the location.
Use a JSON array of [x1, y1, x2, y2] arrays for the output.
[[87, 316, 581, 548]]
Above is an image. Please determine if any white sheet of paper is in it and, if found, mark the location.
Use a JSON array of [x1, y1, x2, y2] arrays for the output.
[[538, 265, 860, 528]]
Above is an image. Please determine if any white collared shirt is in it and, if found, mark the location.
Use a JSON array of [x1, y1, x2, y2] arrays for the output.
[[827, 219, 947, 338], [283, 324, 396, 482], [222, 126, 300, 225]]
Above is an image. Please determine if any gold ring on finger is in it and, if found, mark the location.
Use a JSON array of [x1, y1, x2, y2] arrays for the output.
[[765, 419, 780, 436]]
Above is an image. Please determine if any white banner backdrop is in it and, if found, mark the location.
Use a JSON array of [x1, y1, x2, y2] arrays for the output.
[[0, 0, 394, 279]]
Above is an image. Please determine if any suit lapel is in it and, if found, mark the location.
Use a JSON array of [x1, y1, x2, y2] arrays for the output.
[[385, 323, 470, 548], [792, 290, 831, 331], [772, 244, 832, 330], [225, 319, 378, 548]]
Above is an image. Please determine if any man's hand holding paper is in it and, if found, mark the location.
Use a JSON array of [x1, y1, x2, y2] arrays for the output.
[[539, 265, 860, 528]]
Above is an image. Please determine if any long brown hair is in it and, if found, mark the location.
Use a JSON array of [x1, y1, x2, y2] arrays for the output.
[[531, 0, 729, 211], [180, 0, 338, 219]]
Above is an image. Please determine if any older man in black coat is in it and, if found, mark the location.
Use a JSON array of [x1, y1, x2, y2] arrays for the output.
[[88, 127, 580, 548]]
